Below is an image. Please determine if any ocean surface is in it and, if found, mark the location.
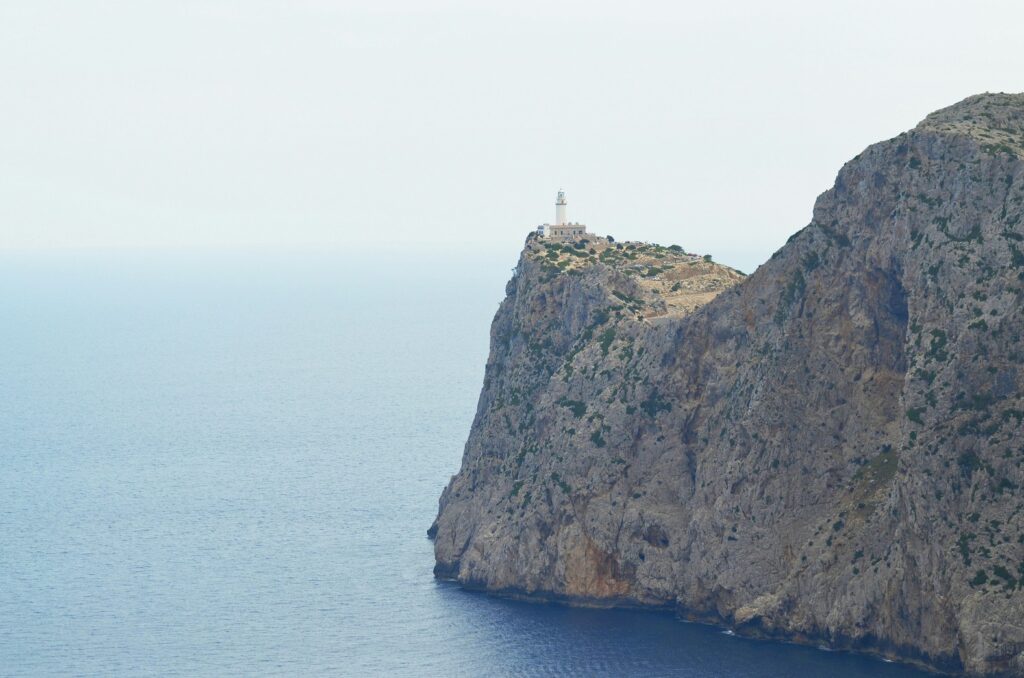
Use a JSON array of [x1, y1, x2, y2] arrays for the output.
[[0, 248, 935, 677]]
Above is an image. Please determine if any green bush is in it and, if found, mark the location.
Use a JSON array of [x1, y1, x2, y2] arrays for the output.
[[640, 392, 672, 417], [598, 328, 616, 356], [926, 329, 949, 362], [550, 472, 571, 494], [958, 451, 984, 477], [557, 398, 587, 418]]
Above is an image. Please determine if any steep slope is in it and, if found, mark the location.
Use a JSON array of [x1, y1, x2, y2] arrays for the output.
[[431, 93, 1024, 676]]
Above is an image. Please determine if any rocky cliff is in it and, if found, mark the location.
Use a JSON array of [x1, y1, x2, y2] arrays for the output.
[[431, 93, 1024, 676]]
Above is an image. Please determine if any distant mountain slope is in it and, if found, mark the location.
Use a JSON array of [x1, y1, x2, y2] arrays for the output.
[[431, 93, 1024, 676]]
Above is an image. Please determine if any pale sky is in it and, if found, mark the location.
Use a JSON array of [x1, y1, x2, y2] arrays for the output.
[[2, 0, 1022, 273]]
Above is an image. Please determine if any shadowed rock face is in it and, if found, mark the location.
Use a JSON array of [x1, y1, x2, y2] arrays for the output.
[[431, 93, 1024, 676]]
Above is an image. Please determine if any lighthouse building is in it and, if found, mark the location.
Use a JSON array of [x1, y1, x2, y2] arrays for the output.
[[538, 190, 589, 241]]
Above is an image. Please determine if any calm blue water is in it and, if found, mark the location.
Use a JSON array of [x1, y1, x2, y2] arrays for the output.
[[0, 248, 934, 677]]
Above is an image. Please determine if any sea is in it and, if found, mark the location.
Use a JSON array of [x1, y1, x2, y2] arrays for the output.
[[0, 247, 935, 677]]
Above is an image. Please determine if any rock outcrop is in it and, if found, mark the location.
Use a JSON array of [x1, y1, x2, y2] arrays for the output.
[[431, 93, 1024, 676]]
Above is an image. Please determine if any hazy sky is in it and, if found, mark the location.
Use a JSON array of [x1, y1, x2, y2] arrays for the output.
[[2, 1, 1022, 273]]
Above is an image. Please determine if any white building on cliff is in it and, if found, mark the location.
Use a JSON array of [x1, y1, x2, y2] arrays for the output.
[[538, 190, 588, 241]]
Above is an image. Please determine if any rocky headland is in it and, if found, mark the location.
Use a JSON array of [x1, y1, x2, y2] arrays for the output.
[[431, 93, 1024, 676]]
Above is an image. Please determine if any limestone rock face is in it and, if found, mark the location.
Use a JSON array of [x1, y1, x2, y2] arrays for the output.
[[431, 93, 1024, 676]]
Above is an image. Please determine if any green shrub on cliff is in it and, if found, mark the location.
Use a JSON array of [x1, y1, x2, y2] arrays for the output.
[[550, 473, 571, 494], [557, 398, 587, 418], [640, 392, 672, 417]]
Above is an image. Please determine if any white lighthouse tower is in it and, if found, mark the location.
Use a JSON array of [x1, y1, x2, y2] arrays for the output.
[[555, 190, 568, 225], [538, 190, 588, 241]]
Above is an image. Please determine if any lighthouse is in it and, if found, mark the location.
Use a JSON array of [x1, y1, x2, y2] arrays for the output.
[[538, 189, 589, 242], [555, 190, 568, 225]]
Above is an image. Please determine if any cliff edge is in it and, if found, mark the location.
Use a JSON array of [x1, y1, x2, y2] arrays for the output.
[[432, 93, 1024, 676]]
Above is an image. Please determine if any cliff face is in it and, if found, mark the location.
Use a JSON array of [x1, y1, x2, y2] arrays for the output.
[[431, 93, 1024, 676]]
